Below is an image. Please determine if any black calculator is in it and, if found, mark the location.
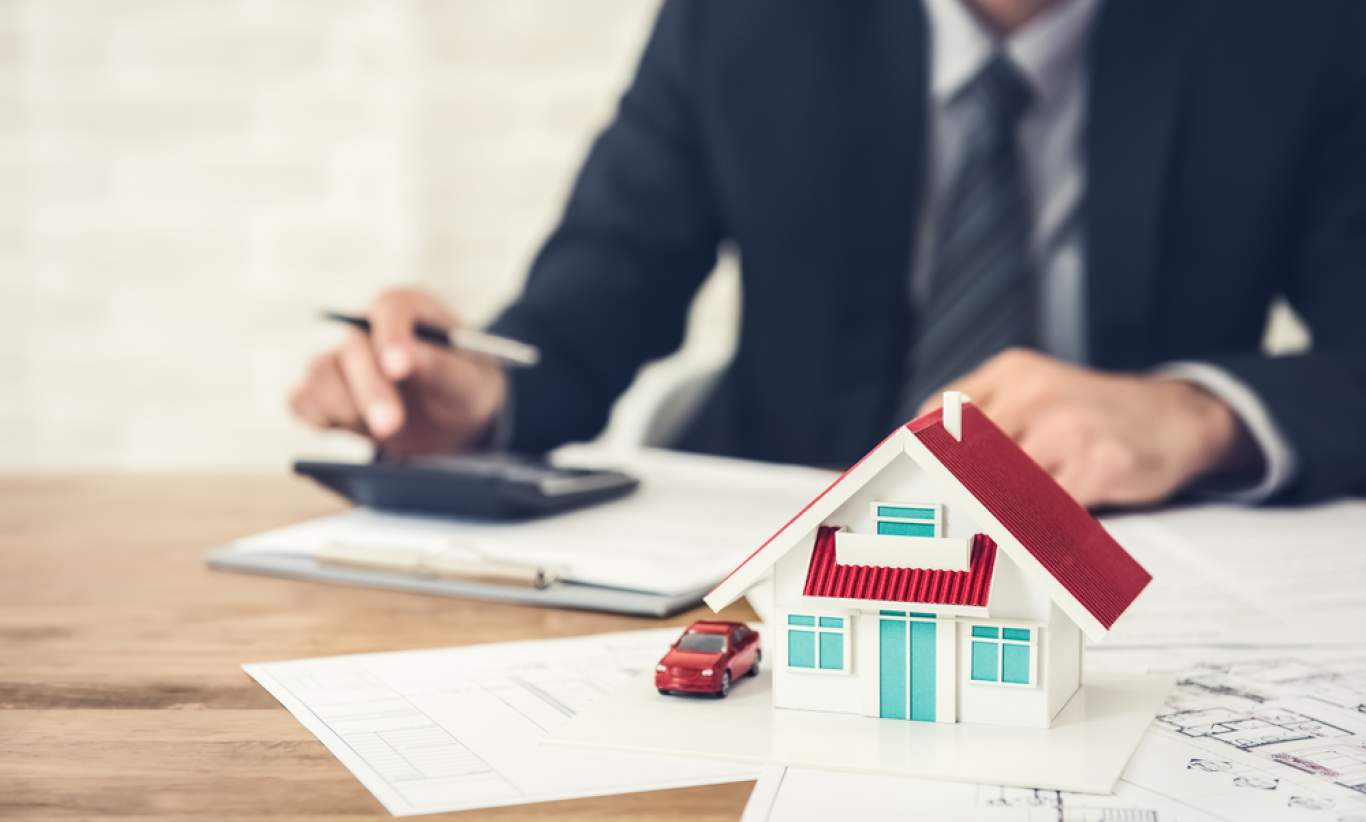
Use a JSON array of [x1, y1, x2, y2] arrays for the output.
[[293, 453, 639, 520]]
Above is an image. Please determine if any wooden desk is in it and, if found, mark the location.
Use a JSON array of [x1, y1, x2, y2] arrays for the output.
[[0, 474, 755, 820]]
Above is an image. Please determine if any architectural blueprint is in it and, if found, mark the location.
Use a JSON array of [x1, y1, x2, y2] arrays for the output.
[[1118, 647, 1366, 818], [1079, 647, 1366, 820], [746, 648, 1366, 821], [245, 629, 754, 816], [740, 764, 1214, 822]]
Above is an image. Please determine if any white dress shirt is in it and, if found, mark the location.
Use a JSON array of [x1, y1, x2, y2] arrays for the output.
[[917, 0, 1297, 501]]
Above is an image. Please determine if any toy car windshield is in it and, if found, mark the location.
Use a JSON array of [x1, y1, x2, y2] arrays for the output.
[[677, 634, 725, 653]]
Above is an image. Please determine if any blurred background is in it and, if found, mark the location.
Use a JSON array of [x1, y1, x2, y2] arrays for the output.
[[2, 0, 739, 471], [3, 0, 1304, 472]]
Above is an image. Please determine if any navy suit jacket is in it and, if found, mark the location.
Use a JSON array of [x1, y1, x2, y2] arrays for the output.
[[490, 0, 1366, 503]]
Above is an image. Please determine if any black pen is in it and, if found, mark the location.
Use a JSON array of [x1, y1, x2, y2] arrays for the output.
[[323, 311, 540, 368]]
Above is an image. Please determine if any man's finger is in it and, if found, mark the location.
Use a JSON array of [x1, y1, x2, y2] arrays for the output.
[[291, 352, 365, 433], [1047, 427, 1134, 509], [1080, 437, 1146, 507], [338, 332, 404, 438], [411, 342, 482, 387], [980, 394, 1032, 439], [368, 290, 457, 381], [289, 387, 328, 429], [915, 352, 1012, 418], [407, 344, 508, 445], [955, 349, 1066, 438], [1052, 459, 1099, 508], [1017, 423, 1070, 476], [308, 352, 366, 433], [368, 295, 421, 381], [914, 374, 984, 417]]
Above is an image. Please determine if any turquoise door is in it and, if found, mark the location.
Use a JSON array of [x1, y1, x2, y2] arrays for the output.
[[879, 615, 936, 721], [909, 621, 936, 721], [878, 619, 907, 719]]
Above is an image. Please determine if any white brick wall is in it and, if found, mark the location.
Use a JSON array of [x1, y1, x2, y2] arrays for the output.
[[3, 0, 738, 470]]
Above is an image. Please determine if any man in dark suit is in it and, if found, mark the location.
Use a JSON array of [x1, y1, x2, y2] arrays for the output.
[[288, 0, 1366, 507]]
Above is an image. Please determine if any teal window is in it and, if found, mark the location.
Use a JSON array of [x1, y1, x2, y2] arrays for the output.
[[969, 624, 1035, 685], [819, 632, 843, 670], [877, 520, 936, 537], [872, 502, 940, 538], [787, 613, 848, 671], [1003, 644, 1030, 684], [876, 505, 937, 519], [971, 640, 998, 681], [789, 628, 816, 668]]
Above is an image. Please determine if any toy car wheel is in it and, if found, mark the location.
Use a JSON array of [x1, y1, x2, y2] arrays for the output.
[[718, 670, 731, 698], [657, 688, 670, 696], [748, 657, 760, 677]]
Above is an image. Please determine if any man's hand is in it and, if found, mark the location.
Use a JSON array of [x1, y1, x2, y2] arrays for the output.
[[917, 348, 1255, 508], [288, 288, 508, 455]]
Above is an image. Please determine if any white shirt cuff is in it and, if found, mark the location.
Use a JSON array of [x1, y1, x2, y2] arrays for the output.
[[1155, 361, 1299, 503]]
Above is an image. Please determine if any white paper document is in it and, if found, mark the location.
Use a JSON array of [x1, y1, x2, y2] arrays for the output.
[[244, 629, 756, 816], [547, 664, 1170, 794], [741, 764, 1222, 822], [1094, 645, 1366, 820], [236, 448, 833, 597], [236, 443, 1365, 626], [744, 647, 1366, 822], [1101, 501, 1366, 648]]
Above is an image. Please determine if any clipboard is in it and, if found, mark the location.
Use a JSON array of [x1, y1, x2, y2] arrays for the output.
[[207, 447, 841, 620], [206, 543, 707, 617]]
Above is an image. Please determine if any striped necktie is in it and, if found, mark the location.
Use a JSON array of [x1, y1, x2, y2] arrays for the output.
[[901, 53, 1036, 417]]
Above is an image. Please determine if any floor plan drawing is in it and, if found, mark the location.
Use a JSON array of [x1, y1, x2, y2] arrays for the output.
[[975, 785, 1161, 822], [1157, 705, 1353, 750], [725, 641, 1366, 822], [1049, 645, 1366, 821], [739, 766, 1194, 822], [245, 630, 755, 816], [1272, 741, 1366, 795]]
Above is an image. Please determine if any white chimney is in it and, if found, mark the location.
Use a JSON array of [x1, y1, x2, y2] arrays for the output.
[[943, 391, 968, 442]]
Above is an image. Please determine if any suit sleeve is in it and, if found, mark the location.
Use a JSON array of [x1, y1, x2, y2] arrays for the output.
[[485, 0, 722, 453], [1201, 14, 1366, 503]]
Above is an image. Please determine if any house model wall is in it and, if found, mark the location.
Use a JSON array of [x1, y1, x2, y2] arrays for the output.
[[704, 392, 1151, 729]]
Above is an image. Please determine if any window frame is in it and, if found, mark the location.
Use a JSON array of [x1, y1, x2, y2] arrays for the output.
[[870, 501, 943, 538], [785, 612, 851, 675], [966, 621, 1039, 688]]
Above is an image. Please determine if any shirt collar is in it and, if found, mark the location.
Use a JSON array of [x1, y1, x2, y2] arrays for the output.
[[924, 0, 1100, 106]]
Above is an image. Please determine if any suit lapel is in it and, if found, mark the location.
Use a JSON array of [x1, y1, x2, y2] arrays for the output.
[[825, 0, 928, 456], [1084, 0, 1208, 368]]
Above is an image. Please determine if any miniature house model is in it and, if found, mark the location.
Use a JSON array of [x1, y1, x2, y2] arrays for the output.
[[704, 392, 1151, 728]]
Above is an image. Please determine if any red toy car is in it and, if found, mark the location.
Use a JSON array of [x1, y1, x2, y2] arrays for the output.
[[655, 620, 761, 698]]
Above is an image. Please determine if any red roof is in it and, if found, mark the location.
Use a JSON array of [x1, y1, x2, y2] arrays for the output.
[[907, 405, 1151, 630], [803, 525, 997, 606]]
